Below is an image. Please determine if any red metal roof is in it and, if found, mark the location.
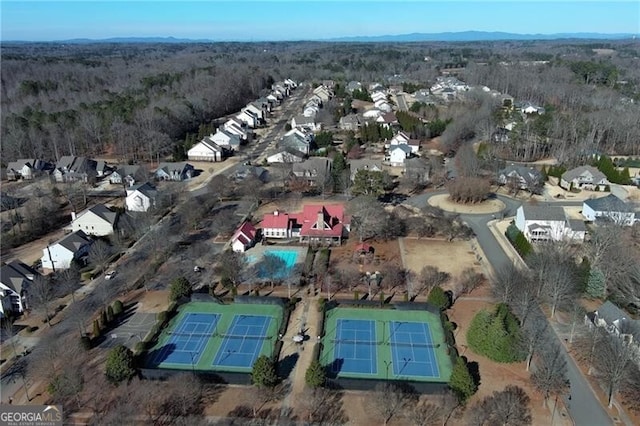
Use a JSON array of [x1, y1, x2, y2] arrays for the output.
[[232, 221, 257, 244], [261, 211, 291, 229], [299, 204, 346, 238]]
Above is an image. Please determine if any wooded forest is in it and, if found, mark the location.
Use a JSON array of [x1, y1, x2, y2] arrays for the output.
[[2, 39, 639, 164]]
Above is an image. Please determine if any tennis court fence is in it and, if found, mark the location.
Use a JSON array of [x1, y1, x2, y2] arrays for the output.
[[331, 339, 440, 348]]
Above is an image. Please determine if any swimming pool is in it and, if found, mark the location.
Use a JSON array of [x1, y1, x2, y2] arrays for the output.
[[248, 249, 299, 279]]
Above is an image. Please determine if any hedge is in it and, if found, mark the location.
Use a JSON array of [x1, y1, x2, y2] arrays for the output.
[[505, 224, 533, 257]]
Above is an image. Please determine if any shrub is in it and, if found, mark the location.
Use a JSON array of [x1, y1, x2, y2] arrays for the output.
[[167, 301, 178, 313], [93, 320, 101, 338], [251, 355, 278, 388], [317, 298, 326, 313], [105, 345, 136, 385], [379, 292, 385, 305], [106, 306, 114, 324], [169, 277, 192, 301], [157, 311, 168, 324], [305, 360, 326, 388], [427, 286, 450, 310], [111, 300, 124, 316], [449, 356, 477, 403], [134, 341, 148, 353], [354, 291, 359, 300], [403, 293, 409, 302], [100, 310, 108, 328]]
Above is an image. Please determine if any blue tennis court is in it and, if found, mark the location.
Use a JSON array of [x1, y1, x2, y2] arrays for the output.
[[389, 321, 440, 378], [212, 314, 272, 368], [331, 319, 377, 375], [149, 313, 219, 366]]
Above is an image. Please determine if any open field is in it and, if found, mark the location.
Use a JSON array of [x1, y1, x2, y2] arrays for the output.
[[402, 238, 481, 277]]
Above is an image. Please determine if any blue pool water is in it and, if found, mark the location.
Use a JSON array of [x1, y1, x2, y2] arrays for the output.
[[249, 250, 299, 279]]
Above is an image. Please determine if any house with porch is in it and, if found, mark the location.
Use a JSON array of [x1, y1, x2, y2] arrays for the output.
[[560, 166, 609, 191], [497, 164, 543, 192], [53, 156, 98, 183], [582, 194, 637, 226], [585, 301, 640, 359], [0, 260, 40, 318], [231, 221, 258, 253], [41, 230, 93, 272], [515, 204, 585, 242], [291, 115, 320, 132], [6, 159, 53, 181]]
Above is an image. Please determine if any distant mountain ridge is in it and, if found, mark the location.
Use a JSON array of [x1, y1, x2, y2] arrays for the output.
[[326, 31, 638, 42], [3, 31, 638, 44]]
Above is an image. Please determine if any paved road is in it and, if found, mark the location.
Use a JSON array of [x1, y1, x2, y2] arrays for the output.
[[406, 191, 613, 426], [395, 93, 408, 111]]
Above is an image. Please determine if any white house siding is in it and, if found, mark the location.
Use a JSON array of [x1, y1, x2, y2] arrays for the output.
[[41, 245, 75, 270], [187, 143, 222, 162], [582, 204, 597, 222], [232, 239, 247, 253], [388, 148, 408, 166], [126, 192, 153, 212], [262, 227, 290, 239], [72, 213, 113, 236]]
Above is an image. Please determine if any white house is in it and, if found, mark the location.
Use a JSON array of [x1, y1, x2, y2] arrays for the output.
[[371, 91, 387, 103], [236, 110, 259, 128], [188, 140, 224, 162], [210, 130, 240, 149], [222, 118, 249, 140], [388, 131, 420, 154], [497, 165, 543, 192], [261, 210, 295, 239], [109, 165, 146, 187], [266, 149, 305, 164], [244, 103, 265, 122], [582, 194, 636, 226], [515, 204, 585, 242], [585, 301, 640, 360], [71, 204, 118, 236], [126, 182, 157, 212], [560, 166, 609, 191], [387, 145, 412, 166], [374, 100, 393, 113], [0, 261, 40, 318], [291, 115, 320, 132], [303, 105, 319, 118], [231, 221, 258, 253], [521, 102, 545, 115], [41, 230, 93, 271]]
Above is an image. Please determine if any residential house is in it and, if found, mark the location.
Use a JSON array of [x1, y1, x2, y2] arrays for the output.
[[109, 165, 147, 187], [155, 162, 194, 181], [291, 157, 333, 186], [266, 149, 305, 164], [371, 91, 387, 103], [272, 82, 290, 97], [209, 130, 241, 150], [291, 115, 320, 132], [404, 158, 431, 185], [520, 102, 545, 115], [369, 83, 385, 92], [231, 221, 258, 253], [261, 204, 349, 245], [497, 164, 543, 192], [236, 109, 260, 128], [313, 86, 331, 103], [349, 159, 383, 182], [244, 103, 265, 123], [0, 260, 40, 317], [491, 127, 511, 144], [6, 159, 53, 181], [303, 104, 319, 118], [346, 81, 363, 94], [41, 230, 93, 271], [53, 156, 97, 183], [560, 166, 609, 191], [586, 301, 640, 353], [308, 94, 324, 107], [515, 204, 585, 242], [582, 194, 637, 226], [71, 204, 119, 236], [126, 182, 157, 212], [374, 99, 393, 113], [233, 165, 269, 183], [362, 109, 383, 120], [267, 93, 280, 106], [95, 160, 111, 177], [188, 139, 225, 162], [223, 117, 249, 141], [376, 112, 398, 129], [339, 114, 361, 131], [387, 145, 412, 166], [279, 129, 313, 155], [388, 131, 420, 154], [284, 78, 298, 89]]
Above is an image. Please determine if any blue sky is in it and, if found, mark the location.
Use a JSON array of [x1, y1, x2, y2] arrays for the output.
[[1, 1, 639, 41]]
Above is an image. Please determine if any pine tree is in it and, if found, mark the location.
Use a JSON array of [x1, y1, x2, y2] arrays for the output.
[[251, 355, 278, 388], [449, 356, 477, 403], [305, 360, 326, 388], [586, 267, 605, 298]]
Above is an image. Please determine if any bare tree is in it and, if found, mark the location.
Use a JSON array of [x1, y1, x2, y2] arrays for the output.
[[531, 341, 569, 408], [347, 195, 390, 241], [298, 387, 348, 424], [492, 263, 526, 304], [594, 330, 638, 407], [368, 383, 408, 426], [259, 253, 287, 289], [458, 267, 484, 296], [89, 239, 113, 274], [406, 399, 442, 426], [469, 385, 532, 426], [520, 311, 549, 372], [29, 275, 55, 327], [215, 250, 247, 289], [419, 265, 450, 295], [447, 177, 490, 204]]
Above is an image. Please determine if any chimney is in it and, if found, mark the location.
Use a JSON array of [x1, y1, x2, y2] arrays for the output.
[[71, 211, 76, 221], [274, 210, 279, 216], [316, 210, 325, 230]]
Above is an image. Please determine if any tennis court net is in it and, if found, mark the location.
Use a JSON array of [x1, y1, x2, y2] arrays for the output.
[[219, 334, 272, 341], [331, 339, 381, 346], [389, 341, 441, 348], [167, 331, 213, 338]]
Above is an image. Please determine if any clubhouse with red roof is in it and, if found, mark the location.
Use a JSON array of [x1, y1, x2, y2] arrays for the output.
[[261, 204, 350, 246]]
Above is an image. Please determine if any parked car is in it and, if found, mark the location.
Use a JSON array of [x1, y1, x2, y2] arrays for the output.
[[105, 270, 117, 280]]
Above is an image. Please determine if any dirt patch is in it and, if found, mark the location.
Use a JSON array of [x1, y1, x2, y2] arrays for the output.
[[330, 239, 403, 274], [402, 238, 481, 277], [136, 290, 170, 313], [428, 194, 505, 214]]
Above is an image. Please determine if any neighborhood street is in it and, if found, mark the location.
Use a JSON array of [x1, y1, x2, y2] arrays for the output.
[[406, 191, 614, 426]]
